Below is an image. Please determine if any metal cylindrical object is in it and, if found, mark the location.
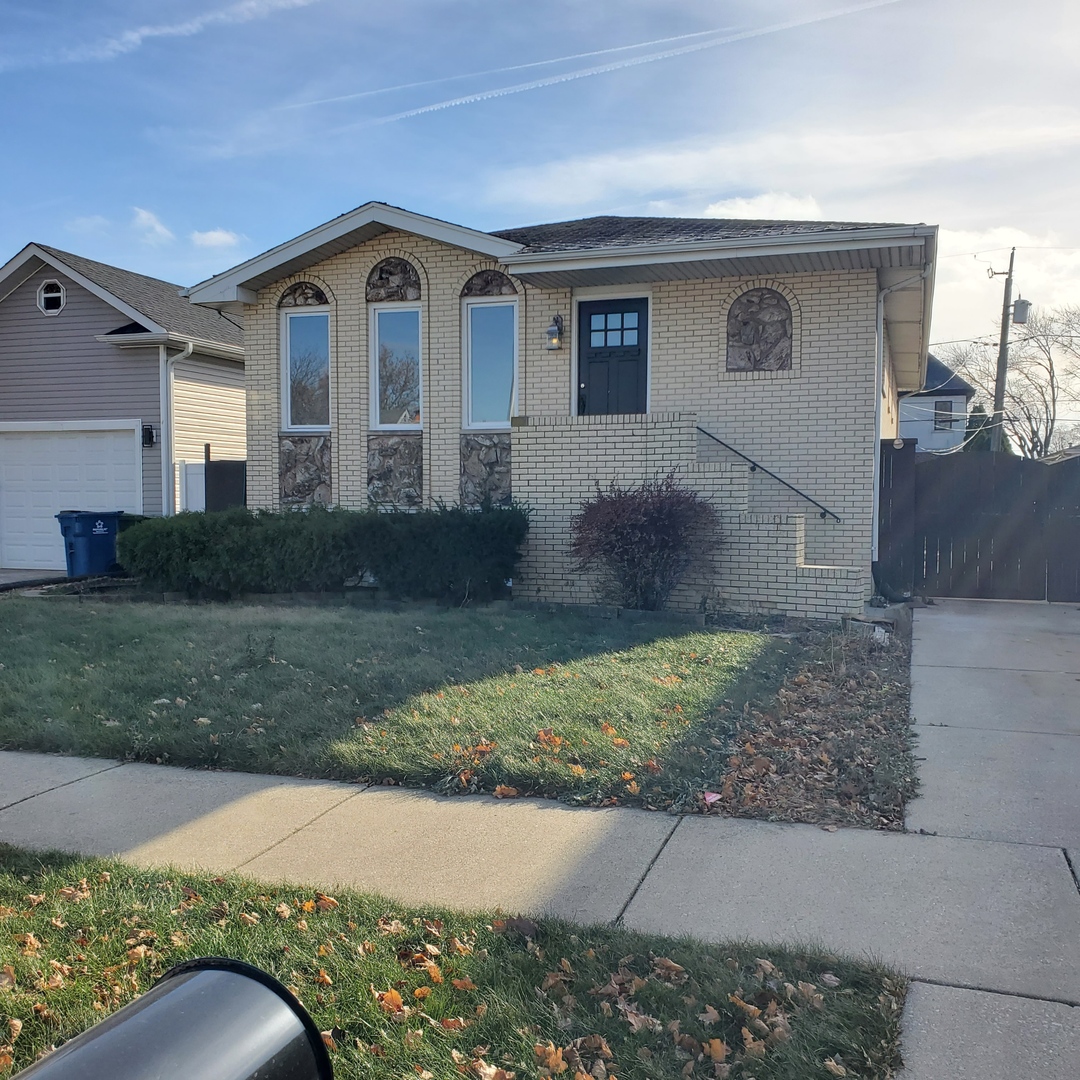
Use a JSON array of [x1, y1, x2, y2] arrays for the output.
[[14, 958, 332, 1080]]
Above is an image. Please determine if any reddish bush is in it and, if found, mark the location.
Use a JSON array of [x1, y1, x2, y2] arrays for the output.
[[570, 474, 721, 610]]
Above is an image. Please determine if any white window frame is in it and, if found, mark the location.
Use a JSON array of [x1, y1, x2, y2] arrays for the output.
[[280, 306, 331, 432], [37, 279, 66, 316], [370, 302, 424, 431], [462, 296, 518, 431]]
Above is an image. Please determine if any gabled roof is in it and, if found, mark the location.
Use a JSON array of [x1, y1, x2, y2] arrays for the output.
[[0, 243, 242, 351], [185, 200, 936, 391], [185, 202, 523, 307], [492, 215, 909, 252], [911, 354, 976, 399]]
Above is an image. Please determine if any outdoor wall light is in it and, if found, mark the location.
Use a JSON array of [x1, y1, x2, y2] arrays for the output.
[[142, 425, 157, 448], [545, 314, 564, 350], [893, 436, 905, 449]]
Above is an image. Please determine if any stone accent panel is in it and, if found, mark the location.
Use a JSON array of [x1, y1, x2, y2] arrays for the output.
[[726, 287, 793, 371], [461, 270, 517, 297], [280, 434, 331, 506], [460, 433, 511, 507], [368, 434, 422, 507], [366, 258, 421, 302]]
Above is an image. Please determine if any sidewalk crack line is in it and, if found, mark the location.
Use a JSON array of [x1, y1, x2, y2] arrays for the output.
[[1064, 848, 1080, 897], [910, 976, 1079, 1008], [0, 761, 125, 813], [232, 782, 374, 872], [611, 817, 682, 927]]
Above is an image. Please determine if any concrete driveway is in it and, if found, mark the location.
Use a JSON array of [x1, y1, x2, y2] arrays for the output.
[[899, 599, 1080, 1079]]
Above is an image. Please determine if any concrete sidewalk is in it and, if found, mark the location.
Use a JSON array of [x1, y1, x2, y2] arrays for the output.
[[1, 599, 1078, 1077]]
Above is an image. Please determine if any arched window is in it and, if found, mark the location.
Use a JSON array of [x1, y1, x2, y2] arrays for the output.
[[366, 258, 421, 302], [461, 269, 516, 297], [37, 280, 65, 315], [278, 282, 328, 307], [726, 287, 793, 371], [279, 283, 330, 429]]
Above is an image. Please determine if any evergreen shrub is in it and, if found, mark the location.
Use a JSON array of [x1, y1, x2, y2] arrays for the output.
[[117, 503, 529, 601]]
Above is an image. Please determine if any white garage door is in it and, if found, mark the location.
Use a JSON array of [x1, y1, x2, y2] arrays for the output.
[[0, 426, 141, 571]]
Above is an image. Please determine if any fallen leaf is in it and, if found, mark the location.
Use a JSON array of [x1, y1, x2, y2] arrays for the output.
[[728, 993, 761, 1019], [315, 893, 339, 911], [413, 986, 431, 1000], [440, 1017, 472, 1031], [193, 717, 211, 726], [0, 967, 15, 992], [8, 1020, 22, 1042], [741, 1027, 766, 1059], [533, 1042, 566, 1073], [375, 987, 404, 1014], [707, 1038, 728, 1062], [493, 785, 519, 799], [239, 912, 261, 926], [698, 1005, 721, 1024], [320, 1031, 336, 1051], [452, 977, 477, 991], [275, 903, 292, 920], [823, 1058, 847, 1077], [820, 972, 842, 988], [403, 1029, 423, 1049], [315, 969, 333, 986]]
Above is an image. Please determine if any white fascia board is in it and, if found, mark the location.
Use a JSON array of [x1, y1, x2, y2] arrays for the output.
[[185, 202, 525, 306], [0, 244, 168, 333], [94, 331, 244, 362], [505, 225, 935, 275]]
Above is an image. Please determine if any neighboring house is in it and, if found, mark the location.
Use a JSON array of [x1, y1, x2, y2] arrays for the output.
[[898, 353, 975, 451], [0, 244, 245, 572], [187, 202, 936, 620], [1041, 445, 1080, 465]]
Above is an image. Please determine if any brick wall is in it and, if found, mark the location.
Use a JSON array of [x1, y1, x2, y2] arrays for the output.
[[240, 232, 884, 619]]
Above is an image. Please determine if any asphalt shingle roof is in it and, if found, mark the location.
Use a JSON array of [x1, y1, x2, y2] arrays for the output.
[[491, 215, 910, 253], [915, 354, 976, 398], [37, 245, 243, 348]]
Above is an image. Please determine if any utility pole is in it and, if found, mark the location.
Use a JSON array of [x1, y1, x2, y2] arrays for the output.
[[989, 247, 1015, 453]]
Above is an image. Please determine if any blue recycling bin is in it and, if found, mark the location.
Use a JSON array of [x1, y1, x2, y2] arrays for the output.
[[55, 511, 125, 578]]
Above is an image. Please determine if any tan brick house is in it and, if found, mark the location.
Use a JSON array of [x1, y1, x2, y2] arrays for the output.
[[186, 203, 937, 620]]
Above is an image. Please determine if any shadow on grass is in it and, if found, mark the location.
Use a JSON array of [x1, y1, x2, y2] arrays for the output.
[[0, 597, 798, 807]]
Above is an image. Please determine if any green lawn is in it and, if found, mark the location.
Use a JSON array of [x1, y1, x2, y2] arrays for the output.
[[0, 845, 905, 1079], [0, 598, 793, 808]]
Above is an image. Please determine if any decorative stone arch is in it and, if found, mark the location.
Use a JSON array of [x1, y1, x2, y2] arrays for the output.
[[719, 278, 801, 376], [366, 256, 422, 302], [277, 280, 331, 307], [460, 268, 518, 297]]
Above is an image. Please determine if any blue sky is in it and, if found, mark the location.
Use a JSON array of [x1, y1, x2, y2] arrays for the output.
[[2, 0, 1078, 342]]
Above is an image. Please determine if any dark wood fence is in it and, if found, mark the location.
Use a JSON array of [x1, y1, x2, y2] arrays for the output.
[[205, 460, 247, 512], [877, 444, 1080, 602]]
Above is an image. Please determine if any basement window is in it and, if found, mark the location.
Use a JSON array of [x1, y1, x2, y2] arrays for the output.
[[37, 280, 65, 315]]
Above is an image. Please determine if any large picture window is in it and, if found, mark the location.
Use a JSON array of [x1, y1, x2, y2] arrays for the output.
[[464, 300, 516, 428], [283, 310, 330, 429], [372, 306, 422, 428]]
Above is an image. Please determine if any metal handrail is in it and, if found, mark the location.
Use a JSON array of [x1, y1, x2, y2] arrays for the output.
[[695, 426, 842, 522]]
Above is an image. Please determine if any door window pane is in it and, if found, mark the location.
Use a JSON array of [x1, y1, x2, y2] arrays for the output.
[[287, 312, 330, 427], [624, 311, 638, 329], [376, 308, 421, 426], [591, 314, 605, 331], [607, 330, 622, 346], [606, 313, 622, 329], [469, 302, 516, 425], [623, 329, 638, 345], [591, 331, 606, 347]]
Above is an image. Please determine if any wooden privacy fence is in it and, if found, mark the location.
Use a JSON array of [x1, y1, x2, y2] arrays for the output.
[[878, 443, 1080, 602]]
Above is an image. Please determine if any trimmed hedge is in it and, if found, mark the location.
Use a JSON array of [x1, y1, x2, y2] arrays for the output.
[[117, 504, 530, 602]]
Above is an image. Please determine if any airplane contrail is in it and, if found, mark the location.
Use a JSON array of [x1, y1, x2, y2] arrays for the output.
[[284, 23, 738, 110], [348, 0, 904, 129]]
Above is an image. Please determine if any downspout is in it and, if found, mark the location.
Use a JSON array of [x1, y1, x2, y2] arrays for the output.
[[873, 269, 930, 562], [159, 339, 194, 515]]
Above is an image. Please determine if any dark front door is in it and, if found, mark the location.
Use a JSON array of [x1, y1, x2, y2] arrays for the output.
[[578, 298, 648, 415]]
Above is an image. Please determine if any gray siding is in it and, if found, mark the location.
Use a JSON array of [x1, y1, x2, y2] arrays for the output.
[[0, 266, 163, 515], [172, 354, 246, 507]]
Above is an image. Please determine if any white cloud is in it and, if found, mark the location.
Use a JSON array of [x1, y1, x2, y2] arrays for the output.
[[190, 228, 242, 248], [0, 0, 324, 73], [65, 214, 110, 235], [132, 207, 174, 245], [931, 227, 1080, 346], [488, 109, 1080, 210], [702, 193, 823, 220]]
